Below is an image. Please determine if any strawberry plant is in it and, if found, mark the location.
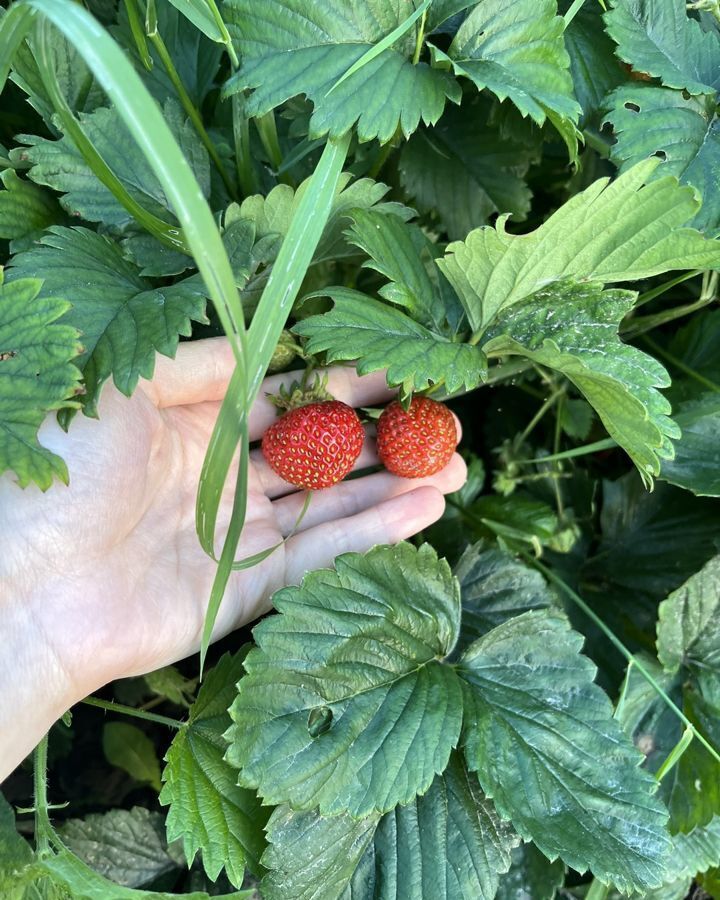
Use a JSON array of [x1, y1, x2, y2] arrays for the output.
[[2, 0, 720, 898]]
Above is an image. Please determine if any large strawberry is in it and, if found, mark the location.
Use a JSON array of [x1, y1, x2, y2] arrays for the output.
[[262, 397, 364, 490], [376, 396, 457, 478]]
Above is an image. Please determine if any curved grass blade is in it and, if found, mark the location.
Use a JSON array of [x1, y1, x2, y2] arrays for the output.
[[325, 0, 433, 97], [0, 4, 36, 94], [197, 135, 350, 669]]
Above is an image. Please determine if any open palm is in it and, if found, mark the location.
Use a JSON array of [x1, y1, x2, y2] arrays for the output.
[[0, 338, 466, 775]]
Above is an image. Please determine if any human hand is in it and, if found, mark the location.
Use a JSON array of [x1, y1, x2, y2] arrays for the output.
[[0, 338, 466, 778]]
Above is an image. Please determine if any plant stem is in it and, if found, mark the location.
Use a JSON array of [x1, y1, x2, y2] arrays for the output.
[[81, 696, 184, 729], [585, 879, 609, 900], [123, 0, 152, 70], [524, 554, 720, 768], [33, 735, 52, 855], [515, 386, 565, 447], [635, 269, 701, 307], [233, 93, 256, 197], [148, 29, 236, 198], [641, 335, 720, 393], [412, 9, 427, 64], [622, 293, 716, 339], [515, 436, 617, 465]]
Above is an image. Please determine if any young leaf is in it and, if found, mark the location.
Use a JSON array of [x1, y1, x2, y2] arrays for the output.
[[14, 99, 210, 227], [660, 393, 720, 496], [0, 275, 82, 489], [160, 651, 268, 886], [262, 753, 519, 900], [604, 0, 720, 96], [657, 555, 720, 675], [495, 842, 565, 900], [0, 792, 33, 879], [102, 722, 162, 792], [59, 808, 182, 889], [439, 0, 581, 154], [7, 226, 208, 414], [295, 286, 486, 394], [439, 158, 720, 335], [0, 169, 60, 240], [399, 97, 538, 239], [223, 0, 461, 143], [483, 280, 679, 484], [453, 540, 556, 652], [458, 609, 672, 893], [604, 86, 720, 233], [225, 543, 464, 817]]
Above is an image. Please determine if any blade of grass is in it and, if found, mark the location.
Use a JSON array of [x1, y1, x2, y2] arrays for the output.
[[197, 135, 350, 668], [0, 4, 36, 96], [165, 0, 225, 42], [563, 0, 587, 25], [325, 0, 432, 98], [123, 0, 153, 70]]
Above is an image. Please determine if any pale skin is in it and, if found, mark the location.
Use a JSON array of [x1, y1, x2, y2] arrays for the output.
[[0, 338, 467, 781]]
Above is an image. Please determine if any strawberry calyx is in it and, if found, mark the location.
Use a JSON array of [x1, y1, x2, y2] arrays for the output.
[[266, 372, 335, 414]]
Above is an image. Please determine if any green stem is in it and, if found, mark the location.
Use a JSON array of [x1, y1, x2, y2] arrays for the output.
[[81, 696, 184, 729], [622, 293, 716, 339], [255, 111, 284, 171], [585, 880, 609, 900], [515, 386, 565, 447], [635, 269, 701, 308], [148, 29, 236, 199], [641, 334, 720, 393], [204, 0, 239, 68], [33, 735, 52, 855], [524, 554, 720, 768], [412, 9, 427, 64], [123, 0, 152, 70], [515, 436, 617, 465], [552, 392, 566, 520], [233, 93, 256, 197]]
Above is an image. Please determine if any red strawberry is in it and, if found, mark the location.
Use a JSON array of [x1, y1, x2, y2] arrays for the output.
[[261, 400, 364, 490], [376, 397, 457, 478]]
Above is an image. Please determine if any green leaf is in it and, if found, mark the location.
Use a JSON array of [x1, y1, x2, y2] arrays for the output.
[[163, 0, 226, 43], [341, 208, 450, 330], [59, 808, 182, 889], [7, 226, 208, 414], [37, 849, 253, 900], [14, 99, 210, 227], [295, 287, 486, 394], [459, 610, 672, 892], [660, 392, 720, 496], [484, 280, 678, 484], [495, 842, 565, 900], [468, 492, 560, 552], [671, 815, 720, 879], [102, 722, 162, 792], [0, 274, 82, 489], [226, 543, 464, 817], [10, 21, 105, 123], [667, 308, 720, 393], [453, 540, 556, 653], [0, 793, 33, 894], [262, 753, 519, 900], [143, 666, 197, 709], [0, 169, 60, 240], [604, 0, 720, 96], [439, 158, 720, 335], [615, 654, 720, 835], [441, 0, 581, 153], [563, 1, 624, 126], [657, 555, 720, 675], [223, 0, 461, 143], [604, 85, 720, 234], [160, 651, 268, 886], [560, 397, 596, 440], [399, 96, 539, 239]]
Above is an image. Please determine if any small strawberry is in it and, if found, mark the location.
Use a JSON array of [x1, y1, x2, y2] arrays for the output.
[[262, 398, 364, 490], [376, 396, 457, 478]]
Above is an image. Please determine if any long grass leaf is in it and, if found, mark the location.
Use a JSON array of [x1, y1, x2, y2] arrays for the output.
[[197, 135, 350, 666], [325, 0, 432, 96], [0, 5, 36, 94]]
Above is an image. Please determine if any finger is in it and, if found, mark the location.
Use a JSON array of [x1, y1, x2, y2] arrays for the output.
[[273, 452, 467, 535], [251, 432, 380, 499], [248, 368, 393, 441], [283, 486, 447, 582], [143, 338, 236, 408]]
